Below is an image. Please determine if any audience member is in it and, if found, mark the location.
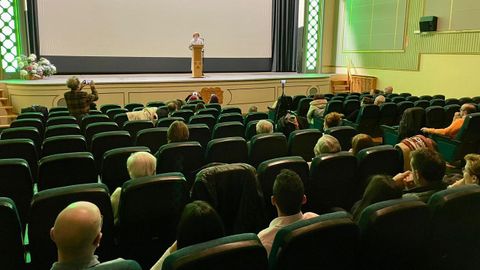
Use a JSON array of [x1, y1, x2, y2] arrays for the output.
[[350, 133, 375, 155], [248, 105, 258, 113], [50, 201, 139, 269], [111, 152, 157, 224], [351, 175, 403, 222], [185, 92, 202, 102], [421, 103, 476, 138], [64, 76, 98, 121], [346, 96, 373, 121], [396, 135, 436, 171], [394, 148, 446, 202], [194, 103, 205, 113], [209, 94, 219, 104], [276, 111, 308, 137], [151, 200, 225, 270], [256, 120, 273, 135], [258, 169, 318, 256], [323, 112, 344, 130], [126, 107, 158, 122], [167, 120, 189, 143], [448, 154, 480, 188], [166, 102, 177, 117], [306, 94, 328, 124], [384, 86, 394, 95], [314, 134, 341, 156], [374, 95, 386, 106]]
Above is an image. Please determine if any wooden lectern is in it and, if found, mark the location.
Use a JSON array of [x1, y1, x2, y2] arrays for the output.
[[191, 44, 204, 78]]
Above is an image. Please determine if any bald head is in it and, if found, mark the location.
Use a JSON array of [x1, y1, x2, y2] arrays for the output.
[[51, 201, 102, 261], [460, 103, 476, 117]]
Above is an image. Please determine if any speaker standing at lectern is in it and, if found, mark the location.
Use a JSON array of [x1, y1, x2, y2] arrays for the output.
[[189, 32, 205, 76]]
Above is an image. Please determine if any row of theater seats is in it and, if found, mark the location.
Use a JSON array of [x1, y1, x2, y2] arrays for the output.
[[3, 178, 480, 270]]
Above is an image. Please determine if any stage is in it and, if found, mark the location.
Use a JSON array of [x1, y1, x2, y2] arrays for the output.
[[0, 72, 330, 113]]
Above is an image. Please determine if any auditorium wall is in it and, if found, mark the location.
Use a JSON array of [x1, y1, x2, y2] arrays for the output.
[[322, 0, 480, 98]]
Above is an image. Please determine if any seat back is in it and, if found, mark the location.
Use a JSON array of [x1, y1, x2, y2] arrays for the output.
[[192, 163, 266, 234], [269, 211, 358, 270], [135, 127, 168, 153], [308, 152, 357, 212], [91, 131, 132, 170], [101, 146, 150, 192], [391, 96, 406, 104], [428, 185, 480, 269], [425, 106, 446, 129], [287, 129, 322, 161], [187, 124, 211, 148], [123, 120, 154, 140], [91, 259, 141, 270], [292, 95, 306, 111], [206, 137, 248, 163], [459, 97, 473, 105], [257, 156, 309, 221], [379, 102, 397, 126], [323, 100, 343, 115], [118, 173, 189, 268], [29, 183, 115, 270], [358, 198, 429, 270], [0, 159, 33, 232], [356, 145, 402, 197], [124, 103, 144, 112], [189, 114, 216, 130], [46, 116, 77, 127], [106, 108, 128, 120], [49, 106, 68, 113], [156, 141, 204, 186], [114, 113, 129, 127], [45, 124, 81, 138], [0, 138, 38, 182], [0, 198, 26, 270], [324, 126, 358, 151], [181, 104, 197, 112], [205, 103, 221, 112], [100, 104, 121, 114], [245, 120, 260, 141], [217, 112, 243, 124], [343, 100, 360, 117], [156, 117, 185, 127], [396, 101, 414, 123], [397, 107, 425, 140], [41, 135, 87, 157], [2, 127, 42, 153], [249, 133, 288, 168], [85, 122, 120, 146], [221, 107, 242, 114], [244, 112, 268, 126], [38, 152, 97, 191], [212, 122, 245, 139], [452, 113, 480, 159], [443, 104, 460, 128], [414, 100, 430, 109], [163, 233, 268, 270], [172, 109, 194, 122], [197, 108, 220, 119], [419, 95, 433, 101], [80, 114, 111, 132], [430, 99, 445, 107], [10, 118, 44, 136], [295, 97, 313, 117], [146, 101, 165, 107], [406, 96, 419, 102], [354, 105, 380, 136], [432, 94, 445, 100], [445, 98, 460, 106], [17, 112, 45, 123]]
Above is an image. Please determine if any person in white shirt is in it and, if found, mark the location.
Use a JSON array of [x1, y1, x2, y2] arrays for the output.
[[188, 32, 205, 50], [258, 169, 318, 256]]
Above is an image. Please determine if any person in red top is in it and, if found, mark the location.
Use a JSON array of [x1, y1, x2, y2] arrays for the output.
[[421, 103, 476, 138]]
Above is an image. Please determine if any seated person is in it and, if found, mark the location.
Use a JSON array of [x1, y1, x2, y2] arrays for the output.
[[350, 133, 375, 155], [306, 94, 328, 124], [111, 152, 157, 224], [395, 135, 436, 171], [64, 76, 98, 121], [276, 111, 308, 138], [194, 103, 205, 113], [384, 86, 394, 95], [394, 148, 446, 202], [50, 201, 139, 269], [448, 154, 480, 188], [256, 120, 273, 135], [323, 112, 344, 130], [185, 92, 202, 102], [374, 95, 386, 106], [166, 101, 178, 117], [421, 103, 476, 139], [151, 200, 225, 270], [314, 134, 341, 157], [258, 169, 318, 256], [127, 107, 158, 122], [346, 96, 374, 121], [167, 121, 189, 143], [351, 175, 403, 222], [209, 94, 219, 104]]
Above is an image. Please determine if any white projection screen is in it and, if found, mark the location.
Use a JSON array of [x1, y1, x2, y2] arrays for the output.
[[36, 0, 273, 73]]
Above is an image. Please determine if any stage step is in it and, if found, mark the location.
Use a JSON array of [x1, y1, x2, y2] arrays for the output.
[[0, 105, 13, 110], [0, 114, 17, 119]]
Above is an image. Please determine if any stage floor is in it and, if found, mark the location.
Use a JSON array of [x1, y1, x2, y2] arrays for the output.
[[2, 72, 329, 85]]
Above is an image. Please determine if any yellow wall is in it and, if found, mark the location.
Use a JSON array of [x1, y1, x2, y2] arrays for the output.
[[336, 54, 480, 98]]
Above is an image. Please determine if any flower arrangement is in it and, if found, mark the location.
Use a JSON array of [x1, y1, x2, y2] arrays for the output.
[[17, 54, 57, 80]]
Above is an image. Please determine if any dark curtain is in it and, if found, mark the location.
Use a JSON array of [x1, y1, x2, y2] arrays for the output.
[[271, 0, 299, 72]]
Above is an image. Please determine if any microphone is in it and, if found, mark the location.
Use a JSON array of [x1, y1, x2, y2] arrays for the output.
[[281, 80, 286, 96]]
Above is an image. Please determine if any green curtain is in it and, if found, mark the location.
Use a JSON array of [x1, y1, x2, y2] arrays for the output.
[[272, 0, 298, 72]]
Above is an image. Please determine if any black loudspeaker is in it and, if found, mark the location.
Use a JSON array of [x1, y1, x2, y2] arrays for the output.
[[419, 16, 438, 32]]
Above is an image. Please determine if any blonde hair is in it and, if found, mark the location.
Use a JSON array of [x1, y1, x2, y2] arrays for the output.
[[314, 135, 341, 156], [465, 154, 480, 178], [374, 95, 386, 106], [351, 134, 374, 155], [256, 120, 273, 134], [126, 152, 157, 179], [66, 76, 80, 90], [167, 120, 189, 143]]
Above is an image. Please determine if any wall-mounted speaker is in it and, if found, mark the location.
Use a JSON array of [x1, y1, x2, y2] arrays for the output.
[[419, 16, 438, 32]]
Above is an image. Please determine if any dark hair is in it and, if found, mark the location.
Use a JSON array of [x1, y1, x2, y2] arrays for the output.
[[351, 134, 375, 155], [195, 103, 205, 112], [410, 148, 446, 184], [167, 102, 177, 113], [167, 120, 189, 143], [362, 97, 374, 105], [352, 175, 403, 221], [273, 169, 304, 215], [313, 94, 325, 100], [209, 94, 219, 104], [176, 200, 225, 249]]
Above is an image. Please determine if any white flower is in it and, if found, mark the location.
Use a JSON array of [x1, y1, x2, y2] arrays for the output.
[[28, 54, 37, 61], [18, 62, 24, 69], [30, 69, 37, 74], [51, 65, 57, 74], [19, 70, 28, 77]]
